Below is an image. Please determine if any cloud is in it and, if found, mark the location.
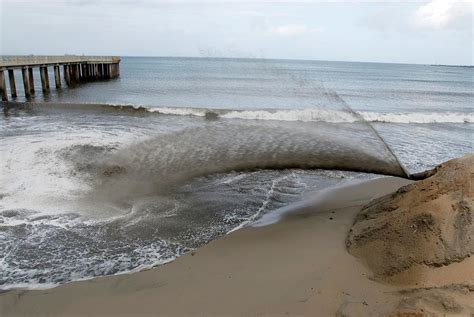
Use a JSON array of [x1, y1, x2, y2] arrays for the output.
[[269, 24, 322, 36], [414, 0, 473, 30], [360, 0, 472, 34]]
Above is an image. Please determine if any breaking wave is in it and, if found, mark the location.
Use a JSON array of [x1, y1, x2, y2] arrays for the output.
[[357, 111, 473, 124], [10, 102, 473, 124], [117, 105, 474, 124]]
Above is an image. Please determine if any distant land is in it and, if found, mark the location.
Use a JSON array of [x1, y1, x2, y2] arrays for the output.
[[429, 64, 474, 68]]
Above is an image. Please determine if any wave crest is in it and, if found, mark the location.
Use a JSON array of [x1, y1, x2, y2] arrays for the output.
[[141, 106, 473, 124]]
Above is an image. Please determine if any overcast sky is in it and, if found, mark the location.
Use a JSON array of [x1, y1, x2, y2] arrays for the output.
[[0, 0, 472, 65]]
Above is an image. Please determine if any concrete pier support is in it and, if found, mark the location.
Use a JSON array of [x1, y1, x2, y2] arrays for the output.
[[81, 64, 87, 81], [70, 65, 74, 84], [69, 65, 75, 84], [73, 64, 78, 82], [68, 65, 73, 84], [40, 66, 50, 93], [54, 65, 61, 88], [77, 64, 81, 82], [28, 68, 35, 95], [0, 70, 8, 102], [74, 64, 80, 83], [8, 69, 17, 98], [64, 65, 70, 86], [71, 65, 75, 84], [21, 67, 31, 98], [79, 64, 84, 81]]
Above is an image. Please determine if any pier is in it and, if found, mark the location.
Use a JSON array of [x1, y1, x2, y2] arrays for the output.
[[0, 56, 120, 102]]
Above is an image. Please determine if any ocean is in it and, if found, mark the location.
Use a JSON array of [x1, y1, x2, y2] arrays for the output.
[[0, 57, 472, 289]]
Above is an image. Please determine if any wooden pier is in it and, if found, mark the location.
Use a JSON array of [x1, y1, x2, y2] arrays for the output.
[[0, 56, 120, 102]]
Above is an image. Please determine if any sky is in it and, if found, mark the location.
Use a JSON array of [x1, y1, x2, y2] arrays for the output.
[[0, 0, 472, 65]]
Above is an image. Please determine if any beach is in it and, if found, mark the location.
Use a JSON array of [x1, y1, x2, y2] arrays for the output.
[[1, 154, 472, 316]]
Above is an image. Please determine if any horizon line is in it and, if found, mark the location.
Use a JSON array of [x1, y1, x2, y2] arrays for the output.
[[1, 54, 472, 67]]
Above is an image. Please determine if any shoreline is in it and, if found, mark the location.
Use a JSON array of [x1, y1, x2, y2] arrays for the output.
[[0, 176, 412, 316]]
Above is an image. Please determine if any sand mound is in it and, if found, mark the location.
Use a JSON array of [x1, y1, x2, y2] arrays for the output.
[[346, 154, 473, 279]]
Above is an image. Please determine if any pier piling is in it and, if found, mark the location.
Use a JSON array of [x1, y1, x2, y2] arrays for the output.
[[74, 64, 80, 83], [54, 65, 61, 88], [63, 65, 70, 86], [21, 67, 31, 99], [81, 64, 85, 80], [28, 68, 35, 95], [69, 65, 75, 84], [40, 66, 50, 93], [8, 69, 17, 98], [0, 70, 7, 102]]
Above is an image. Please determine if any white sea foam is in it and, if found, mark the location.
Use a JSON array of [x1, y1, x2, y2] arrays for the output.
[[147, 106, 209, 117], [221, 109, 473, 124], [251, 178, 368, 227], [118, 104, 474, 124], [221, 109, 357, 122], [358, 111, 473, 124], [0, 255, 177, 291]]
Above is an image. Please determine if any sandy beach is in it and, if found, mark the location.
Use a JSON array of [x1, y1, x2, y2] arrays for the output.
[[1, 155, 473, 316]]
